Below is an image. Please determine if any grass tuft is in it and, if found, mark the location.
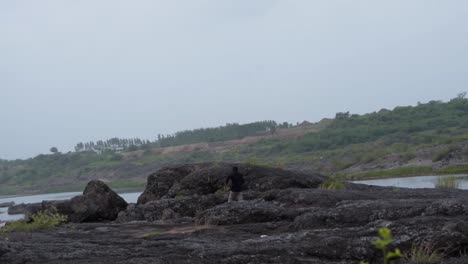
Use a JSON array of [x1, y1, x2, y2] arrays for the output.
[[404, 243, 445, 264], [320, 178, 345, 190], [435, 176, 460, 189]]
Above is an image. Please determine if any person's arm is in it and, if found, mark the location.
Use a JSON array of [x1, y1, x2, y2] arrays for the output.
[[225, 175, 231, 185]]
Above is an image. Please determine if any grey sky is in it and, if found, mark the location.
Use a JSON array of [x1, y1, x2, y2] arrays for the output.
[[1, 1, 468, 159]]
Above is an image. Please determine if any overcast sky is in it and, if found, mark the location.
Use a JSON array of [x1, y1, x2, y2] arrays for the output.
[[1, 1, 468, 159]]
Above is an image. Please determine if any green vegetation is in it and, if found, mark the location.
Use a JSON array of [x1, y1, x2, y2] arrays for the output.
[[73, 121, 284, 153], [404, 244, 444, 264], [157, 120, 281, 147], [319, 178, 345, 190], [74, 138, 151, 152], [361, 227, 403, 264], [361, 228, 447, 264], [50, 147, 58, 154], [432, 145, 455, 162], [435, 176, 460, 189], [372, 227, 403, 264], [1, 96, 468, 194], [1, 211, 67, 232]]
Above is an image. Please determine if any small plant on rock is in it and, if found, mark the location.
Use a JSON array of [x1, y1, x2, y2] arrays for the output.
[[372, 227, 403, 264], [361, 227, 402, 264]]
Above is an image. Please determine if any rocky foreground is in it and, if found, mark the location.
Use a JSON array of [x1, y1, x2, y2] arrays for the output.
[[1, 163, 468, 264]]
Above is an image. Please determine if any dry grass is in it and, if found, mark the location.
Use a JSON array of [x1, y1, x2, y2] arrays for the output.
[[405, 243, 445, 264]]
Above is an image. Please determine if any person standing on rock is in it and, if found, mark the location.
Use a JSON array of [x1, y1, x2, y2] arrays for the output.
[[225, 166, 245, 203]]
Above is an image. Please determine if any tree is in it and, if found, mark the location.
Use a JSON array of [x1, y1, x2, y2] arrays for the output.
[[451, 92, 467, 102], [50, 147, 58, 154], [335, 112, 350, 120], [74, 142, 84, 152], [270, 125, 277, 135]]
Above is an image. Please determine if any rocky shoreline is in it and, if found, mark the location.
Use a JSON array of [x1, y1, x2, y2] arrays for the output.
[[1, 163, 467, 263]]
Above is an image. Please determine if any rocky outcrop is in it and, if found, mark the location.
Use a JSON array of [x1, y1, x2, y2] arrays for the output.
[[293, 198, 468, 229], [0, 242, 11, 258], [8, 202, 41, 215], [195, 200, 299, 225], [26, 180, 128, 222], [0, 202, 14, 208], [2, 164, 468, 264], [137, 163, 327, 204], [118, 194, 225, 222]]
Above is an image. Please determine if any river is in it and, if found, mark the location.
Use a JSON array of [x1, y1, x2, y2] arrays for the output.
[[2, 174, 467, 222], [353, 174, 468, 189], [0, 191, 141, 222]]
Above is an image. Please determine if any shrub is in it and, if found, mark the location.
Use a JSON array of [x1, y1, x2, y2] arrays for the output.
[[319, 178, 345, 190], [432, 146, 454, 162], [361, 227, 402, 264], [1, 211, 67, 232], [404, 243, 444, 264], [372, 227, 403, 264], [435, 176, 460, 189]]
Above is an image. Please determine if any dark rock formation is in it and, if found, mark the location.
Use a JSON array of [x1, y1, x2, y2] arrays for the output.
[[2, 164, 468, 264], [137, 163, 327, 204], [8, 202, 41, 215], [0, 202, 14, 208], [26, 180, 128, 222], [0, 242, 11, 258], [118, 194, 225, 222]]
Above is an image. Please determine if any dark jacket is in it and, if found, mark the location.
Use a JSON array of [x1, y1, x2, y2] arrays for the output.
[[225, 172, 245, 192]]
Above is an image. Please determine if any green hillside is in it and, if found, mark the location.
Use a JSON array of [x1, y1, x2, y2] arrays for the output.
[[1, 95, 468, 195]]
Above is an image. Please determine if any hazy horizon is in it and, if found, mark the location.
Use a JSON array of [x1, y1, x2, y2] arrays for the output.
[[2, 1, 468, 160]]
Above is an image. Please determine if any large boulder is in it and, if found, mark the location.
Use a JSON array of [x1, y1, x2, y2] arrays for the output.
[[28, 180, 128, 222], [137, 163, 327, 204]]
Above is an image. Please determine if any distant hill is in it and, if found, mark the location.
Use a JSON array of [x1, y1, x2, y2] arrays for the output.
[[1, 95, 468, 195]]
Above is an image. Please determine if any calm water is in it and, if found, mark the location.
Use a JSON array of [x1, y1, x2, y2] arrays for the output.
[[354, 174, 468, 189], [0, 191, 141, 222]]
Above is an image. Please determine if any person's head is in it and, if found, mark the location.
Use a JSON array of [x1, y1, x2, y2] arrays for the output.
[[232, 166, 238, 173]]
